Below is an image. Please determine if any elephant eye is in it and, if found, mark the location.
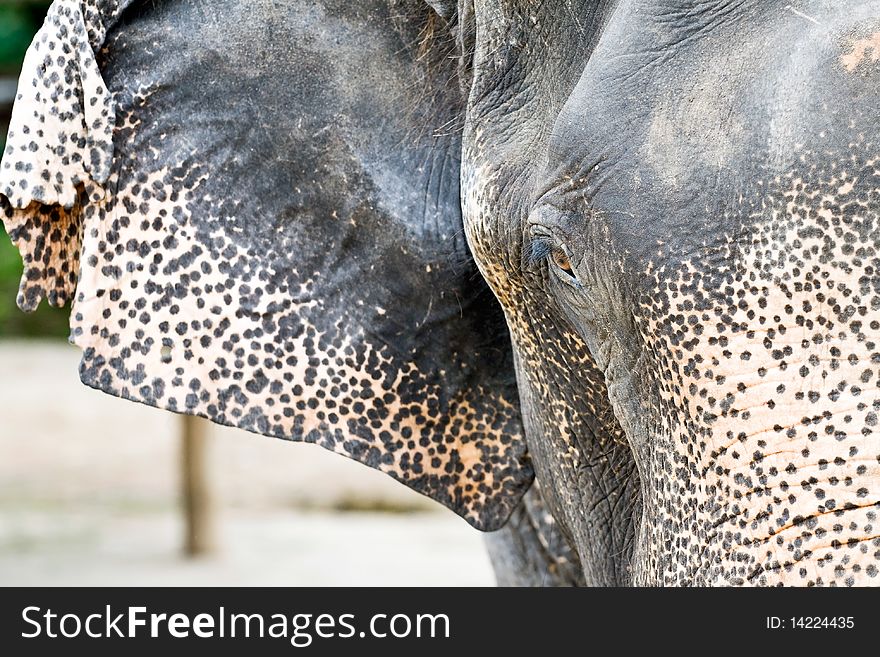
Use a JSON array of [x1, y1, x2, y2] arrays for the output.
[[528, 234, 579, 283], [551, 249, 574, 276]]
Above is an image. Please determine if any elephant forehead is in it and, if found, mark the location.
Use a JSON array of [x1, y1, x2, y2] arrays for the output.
[[531, 4, 880, 270]]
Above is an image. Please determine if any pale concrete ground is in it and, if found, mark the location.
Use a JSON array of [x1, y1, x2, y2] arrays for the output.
[[0, 341, 495, 586]]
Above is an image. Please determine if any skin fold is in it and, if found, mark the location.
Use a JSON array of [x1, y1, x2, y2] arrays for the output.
[[2, 0, 878, 586]]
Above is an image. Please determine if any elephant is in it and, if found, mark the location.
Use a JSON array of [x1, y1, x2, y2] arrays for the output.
[[1, 0, 879, 586]]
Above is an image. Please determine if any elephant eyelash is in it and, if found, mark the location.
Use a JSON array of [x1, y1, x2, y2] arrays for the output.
[[527, 236, 554, 265], [528, 234, 584, 290]]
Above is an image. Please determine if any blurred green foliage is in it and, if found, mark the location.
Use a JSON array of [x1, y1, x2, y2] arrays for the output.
[[1, 1, 68, 338], [0, 4, 37, 71]]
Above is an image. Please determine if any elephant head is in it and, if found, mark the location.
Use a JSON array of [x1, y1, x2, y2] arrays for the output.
[[2, 0, 879, 586], [461, 0, 880, 585]]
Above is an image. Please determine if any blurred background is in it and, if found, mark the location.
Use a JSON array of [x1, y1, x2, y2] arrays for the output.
[[0, 1, 494, 586]]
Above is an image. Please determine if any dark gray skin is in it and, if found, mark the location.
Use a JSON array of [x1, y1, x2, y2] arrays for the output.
[[2, 0, 879, 585], [462, 0, 880, 585], [485, 484, 586, 586]]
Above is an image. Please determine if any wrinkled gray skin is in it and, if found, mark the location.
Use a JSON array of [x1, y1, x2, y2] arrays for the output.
[[485, 484, 586, 586], [465, 0, 880, 585], [2, 0, 879, 586]]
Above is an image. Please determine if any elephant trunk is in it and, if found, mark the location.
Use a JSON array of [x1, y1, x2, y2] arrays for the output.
[[696, 413, 879, 586], [630, 221, 880, 585]]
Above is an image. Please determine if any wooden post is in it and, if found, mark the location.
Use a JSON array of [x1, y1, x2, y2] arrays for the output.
[[181, 414, 216, 557]]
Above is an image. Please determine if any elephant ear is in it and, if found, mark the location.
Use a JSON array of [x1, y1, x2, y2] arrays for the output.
[[0, 0, 531, 530], [1, 0, 133, 308]]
